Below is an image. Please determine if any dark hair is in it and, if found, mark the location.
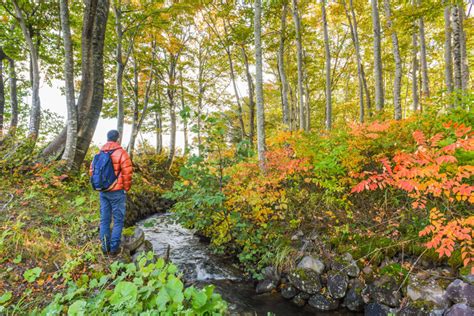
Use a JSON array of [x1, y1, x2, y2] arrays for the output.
[[107, 130, 120, 142]]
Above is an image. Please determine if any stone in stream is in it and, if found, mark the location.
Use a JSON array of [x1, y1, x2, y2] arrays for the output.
[[291, 292, 308, 307], [288, 268, 322, 294], [255, 279, 277, 294], [327, 270, 349, 299], [361, 275, 401, 307], [262, 266, 281, 283], [280, 284, 298, 299], [308, 293, 339, 311], [444, 303, 474, 316], [296, 256, 325, 274], [121, 227, 145, 253], [364, 302, 396, 316], [342, 281, 365, 312], [446, 279, 474, 306], [406, 276, 451, 309]]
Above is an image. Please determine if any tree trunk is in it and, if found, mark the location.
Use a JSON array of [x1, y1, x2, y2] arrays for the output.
[[12, 0, 41, 142], [241, 46, 255, 145], [226, 47, 246, 140], [166, 55, 178, 170], [291, 0, 306, 130], [277, 2, 290, 129], [8, 58, 18, 136], [322, 0, 331, 130], [197, 46, 204, 155], [371, 0, 384, 111], [72, 0, 109, 169], [418, 1, 429, 99], [458, 5, 469, 92], [179, 69, 189, 153], [114, 2, 125, 142], [451, 5, 462, 107], [383, 0, 402, 120], [444, 3, 453, 106], [412, 28, 419, 112], [155, 90, 163, 155], [127, 54, 140, 159], [254, 0, 266, 171], [0, 52, 5, 139], [42, 0, 99, 159], [59, 0, 78, 169]]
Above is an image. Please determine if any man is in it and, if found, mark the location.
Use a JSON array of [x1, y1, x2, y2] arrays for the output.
[[90, 130, 133, 256]]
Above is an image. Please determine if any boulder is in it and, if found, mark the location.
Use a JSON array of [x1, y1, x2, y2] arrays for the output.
[[308, 293, 339, 311], [397, 305, 429, 316], [122, 227, 145, 253], [281, 284, 298, 299], [362, 275, 401, 307], [256, 279, 276, 294], [297, 256, 325, 274], [446, 279, 474, 306], [288, 268, 322, 294], [262, 266, 281, 283], [327, 270, 349, 299], [444, 303, 474, 316], [364, 303, 395, 316], [343, 286, 364, 312], [406, 276, 450, 309], [461, 274, 474, 285], [292, 292, 308, 307]]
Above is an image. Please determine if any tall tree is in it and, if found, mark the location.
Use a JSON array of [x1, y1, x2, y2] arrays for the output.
[[412, 26, 419, 112], [371, 0, 384, 111], [458, 4, 469, 92], [277, 1, 290, 129], [451, 4, 462, 107], [291, 0, 306, 130], [0, 50, 5, 139], [241, 46, 255, 145], [254, 0, 266, 170], [7, 57, 18, 137], [59, 0, 78, 168], [383, 0, 402, 120], [321, 0, 331, 130], [418, 0, 429, 99], [12, 0, 41, 142], [444, 2, 453, 106]]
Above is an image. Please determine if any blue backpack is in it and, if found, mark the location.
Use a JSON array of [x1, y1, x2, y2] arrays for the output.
[[90, 149, 120, 191]]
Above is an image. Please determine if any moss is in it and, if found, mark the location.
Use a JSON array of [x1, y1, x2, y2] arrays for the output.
[[122, 226, 135, 237]]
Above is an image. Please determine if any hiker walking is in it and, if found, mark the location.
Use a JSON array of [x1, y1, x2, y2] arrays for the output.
[[90, 130, 133, 256]]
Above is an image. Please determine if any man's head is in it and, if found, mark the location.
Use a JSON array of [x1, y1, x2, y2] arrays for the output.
[[107, 130, 120, 142]]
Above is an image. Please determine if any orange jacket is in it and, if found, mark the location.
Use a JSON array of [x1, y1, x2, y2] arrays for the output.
[[90, 142, 133, 192]]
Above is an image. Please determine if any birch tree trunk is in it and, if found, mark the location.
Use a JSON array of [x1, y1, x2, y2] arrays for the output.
[[12, 0, 41, 142], [0, 52, 5, 139], [418, 1, 429, 99], [291, 0, 306, 130], [458, 5, 469, 92], [155, 91, 163, 155], [127, 55, 139, 159], [277, 1, 290, 129], [254, 0, 266, 171], [179, 69, 189, 153], [8, 58, 18, 136], [72, 0, 110, 169], [59, 0, 78, 168], [383, 0, 402, 120], [241, 46, 255, 145], [321, 0, 331, 130], [371, 0, 384, 111], [197, 46, 204, 155], [412, 29, 419, 112], [444, 3, 453, 106], [166, 54, 178, 170], [451, 5, 462, 107], [113, 2, 125, 142]]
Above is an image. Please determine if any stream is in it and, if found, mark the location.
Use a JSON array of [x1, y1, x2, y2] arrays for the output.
[[138, 214, 359, 316]]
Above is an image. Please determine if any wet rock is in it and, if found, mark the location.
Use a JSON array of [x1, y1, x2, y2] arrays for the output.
[[446, 279, 474, 306], [343, 286, 364, 312], [327, 270, 348, 299], [308, 293, 339, 311], [445, 303, 474, 316], [263, 266, 281, 283], [342, 253, 361, 277], [256, 279, 276, 294], [397, 305, 429, 316], [122, 227, 145, 253], [364, 302, 395, 316], [281, 284, 298, 299], [461, 274, 474, 285], [292, 292, 308, 307], [406, 276, 450, 309], [288, 268, 322, 294], [362, 275, 401, 307], [297, 256, 325, 274]]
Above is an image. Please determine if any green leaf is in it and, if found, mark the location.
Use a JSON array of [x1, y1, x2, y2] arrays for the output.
[[0, 291, 12, 304], [67, 300, 86, 316], [192, 291, 207, 309], [13, 254, 22, 264], [74, 196, 86, 207], [155, 288, 170, 311], [23, 267, 42, 283], [109, 281, 138, 308]]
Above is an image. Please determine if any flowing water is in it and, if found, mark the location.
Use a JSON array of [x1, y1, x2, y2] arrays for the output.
[[138, 214, 358, 316]]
